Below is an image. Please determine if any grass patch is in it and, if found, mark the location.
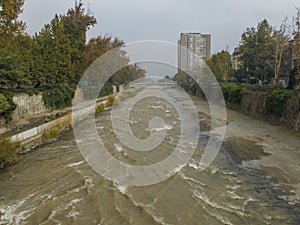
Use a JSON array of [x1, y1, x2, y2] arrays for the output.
[[105, 95, 115, 107], [43, 129, 59, 141], [96, 103, 105, 114], [0, 137, 19, 168]]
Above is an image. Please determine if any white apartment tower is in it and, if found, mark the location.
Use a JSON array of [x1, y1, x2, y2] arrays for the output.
[[178, 33, 211, 71]]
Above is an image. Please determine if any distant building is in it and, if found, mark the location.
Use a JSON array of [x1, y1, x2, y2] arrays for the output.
[[178, 33, 211, 71], [232, 47, 242, 71]]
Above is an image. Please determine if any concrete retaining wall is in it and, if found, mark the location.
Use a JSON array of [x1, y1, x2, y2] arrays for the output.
[[10, 98, 109, 153], [12, 93, 48, 121], [239, 91, 300, 132]]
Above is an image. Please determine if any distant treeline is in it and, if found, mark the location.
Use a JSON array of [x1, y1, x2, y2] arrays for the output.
[[0, 0, 145, 121], [0, 0, 145, 88]]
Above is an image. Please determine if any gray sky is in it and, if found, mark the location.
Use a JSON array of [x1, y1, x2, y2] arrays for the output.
[[20, 0, 299, 76]]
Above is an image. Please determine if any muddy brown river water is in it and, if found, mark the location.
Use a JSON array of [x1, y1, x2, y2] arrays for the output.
[[0, 86, 299, 225]]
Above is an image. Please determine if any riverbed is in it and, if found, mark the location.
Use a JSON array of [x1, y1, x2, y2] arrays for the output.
[[0, 86, 299, 224]]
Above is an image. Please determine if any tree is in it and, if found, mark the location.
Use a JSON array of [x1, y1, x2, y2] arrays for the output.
[[0, 0, 25, 39], [239, 19, 274, 81], [0, 49, 22, 87], [61, 0, 96, 83], [291, 8, 300, 86], [272, 18, 290, 85], [239, 19, 290, 84], [33, 15, 72, 86], [0, 93, 9, 113], [206, 50, 234, 81]]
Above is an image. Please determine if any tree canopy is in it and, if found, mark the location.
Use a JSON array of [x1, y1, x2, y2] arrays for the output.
[[206, 50, 234, 81], [0, 0, 145, 89], [238, 19, 290, 83]]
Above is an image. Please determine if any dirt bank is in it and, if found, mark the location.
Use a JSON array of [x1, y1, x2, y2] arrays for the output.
[[223, 137, 270, 163], [196, 98, 300, 203]]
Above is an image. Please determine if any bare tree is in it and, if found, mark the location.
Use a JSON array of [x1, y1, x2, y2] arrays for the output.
[[273, 17, 290, 85]]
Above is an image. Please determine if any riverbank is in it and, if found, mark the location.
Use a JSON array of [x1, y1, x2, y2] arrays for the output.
[[196, 98, 300, 204], [0, 94, 115, 170], [1, 86, 299, 224]]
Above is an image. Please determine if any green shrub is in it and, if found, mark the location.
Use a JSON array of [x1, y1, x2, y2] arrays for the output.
[[80, 83, 113, 100], [0, 90, 17, 122], [220, 83, 245, 104], [100, 83, 113, 97], [105, 95, 115, 107], [26, 89, 39, 96], [96, 103, 105, 114], [26, 89, 34, 96], [266, 89, 293, 117], [0, 93, 10, 114], [42, 85, 75, 110], [43, 129, 58, 141], [0, 138, 19, 168], [245, 84, 274, 92]]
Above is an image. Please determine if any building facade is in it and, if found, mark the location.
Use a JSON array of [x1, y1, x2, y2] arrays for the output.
[[178, 33, 211, 71]]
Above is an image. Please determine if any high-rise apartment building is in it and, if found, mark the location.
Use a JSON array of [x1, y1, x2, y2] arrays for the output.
[[178, 33, 211, 71]]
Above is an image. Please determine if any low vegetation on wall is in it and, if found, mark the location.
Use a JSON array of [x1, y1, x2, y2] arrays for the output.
[[266, 89, 293, 117], [180, 82, 300, 127], [0, 90, 17, 122], [0, 137, 19, 168], [80, 83, 113, 100], [220, 83, 298, 117], [220, 83, 245, 105], [42, 85, 75, 110]]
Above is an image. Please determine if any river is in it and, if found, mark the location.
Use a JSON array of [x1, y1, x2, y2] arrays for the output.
[[0, 86, 299, 225]]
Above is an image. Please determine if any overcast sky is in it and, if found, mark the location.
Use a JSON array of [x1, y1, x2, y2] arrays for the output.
[[20, 0, 299, 76]]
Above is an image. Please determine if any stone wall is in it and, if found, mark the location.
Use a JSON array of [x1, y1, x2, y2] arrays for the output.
[[239, 91, 300, 132], [10, 98, 109, 153], [240, 92, 267, 116], [11, 113, 72, 153], [281, 94, 300, 131], [12, 93, 48, 121]]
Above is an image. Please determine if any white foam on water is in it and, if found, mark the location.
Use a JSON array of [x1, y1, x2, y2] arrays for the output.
[[193, 190, 243, 222], [226, 184, 241, 190], [151, 216, 171, 225], [150, 124, 173, 132], [114, 183, 127, 195], [242, 196, 258, 209], [210, 167, 219, 175], [66, 210, 80, 218], [0, 193, 36, 225], [188, 159, 201, 170], [67, 160, 85, 167], [227, 190, 244, 200], [149, 105, 164, 110], [114, 144, 123, 152], [178, 172, 205, 186], [171, 164, 185, 174], [129, 120, 139, 125]]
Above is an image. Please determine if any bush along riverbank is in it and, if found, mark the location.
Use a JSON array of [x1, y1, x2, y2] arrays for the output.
[[220, 83, 300, 131], [181, 82, 300, 132]]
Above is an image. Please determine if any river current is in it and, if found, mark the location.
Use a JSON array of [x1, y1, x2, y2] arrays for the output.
[[0, 86, 299, 225]]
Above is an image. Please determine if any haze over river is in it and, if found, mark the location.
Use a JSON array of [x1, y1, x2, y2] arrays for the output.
[[0, 86, 299, 224]]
